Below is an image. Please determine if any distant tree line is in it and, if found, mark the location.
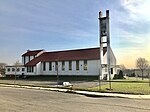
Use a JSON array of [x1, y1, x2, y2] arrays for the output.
[[114, 57, 150, 80]]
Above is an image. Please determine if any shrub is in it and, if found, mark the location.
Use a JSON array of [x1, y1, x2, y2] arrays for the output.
[[113, 70, 124, 79]]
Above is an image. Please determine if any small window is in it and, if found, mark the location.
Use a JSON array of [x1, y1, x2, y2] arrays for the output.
[[111, 68, 113, 74], [17, 68, 20, 72], [84, 60, 87, 70], [27, 66, 34, 72], [69, 61, 72, 71], [7, 68, 10, 72], [12, 68, 15, 72], [22, 68, 25, 72], [49, 62, 52, 71], [76, 60, 79, 70], [43, 62, 46, 71], [29, 56, 30, 61], [62, 61, 65, 71]]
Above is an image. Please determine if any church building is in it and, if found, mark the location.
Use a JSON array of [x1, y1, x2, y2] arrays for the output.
[[5, 47, 117, 80]]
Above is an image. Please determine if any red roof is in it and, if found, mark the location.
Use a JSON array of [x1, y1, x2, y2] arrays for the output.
[[22, 50, 44, 56], [25, 47, 102, 66]]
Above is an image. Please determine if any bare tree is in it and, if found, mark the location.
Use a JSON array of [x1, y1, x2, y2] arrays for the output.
[[120, 64, 126, 70], [120, 64, 126, 72], [13, 61, 21, 66], [136, 58, 149, 80], [0, 63, 7, 76], [14, 60, 20, 83]]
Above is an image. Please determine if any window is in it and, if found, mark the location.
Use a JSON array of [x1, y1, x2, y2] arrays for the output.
[[62, 61, 65, 71], [7, 68, 10, 72], [49, 62, 52, 71], [12, 68, 15, 72], [76, 60, 79, 70], [22, 68, 25, 72], [69, 61, 72, 70], [84, 60, 87, 70], [43, 62, 46, 71], [27, 66, 34, 72], [111, 68, 113, 74], [17, 68, 20, 72], [29, 56, 30, 61], [24, 57, 26, 65]]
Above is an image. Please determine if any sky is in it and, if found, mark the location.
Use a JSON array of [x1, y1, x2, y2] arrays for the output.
[[0, 0, 150, 68]]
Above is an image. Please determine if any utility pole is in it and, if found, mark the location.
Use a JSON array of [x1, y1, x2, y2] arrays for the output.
[[14, 60, 19, 84], [99, 10, 112, 90], [98, 11, 102, 91], [148, 67, 150, 87], [56, 61, 59, 86]]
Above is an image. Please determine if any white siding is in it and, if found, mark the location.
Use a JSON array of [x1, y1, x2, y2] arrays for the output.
[[22, 56, 25, 65], [5, 66, 25, 75], [24, 56, 29, 64], [25, 66, 36, 75], [35, 60, 100, 76]]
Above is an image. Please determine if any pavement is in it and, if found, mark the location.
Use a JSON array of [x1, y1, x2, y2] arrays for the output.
[[0, 83, 150, 99]]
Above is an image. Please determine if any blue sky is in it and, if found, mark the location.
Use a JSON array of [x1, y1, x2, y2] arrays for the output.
[[0, 0, 150, 68]]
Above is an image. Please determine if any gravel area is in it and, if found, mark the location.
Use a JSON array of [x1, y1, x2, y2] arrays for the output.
[[0, 79, 107, 88]]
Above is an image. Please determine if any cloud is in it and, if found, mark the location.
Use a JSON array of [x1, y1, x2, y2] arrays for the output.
[[111, 0, 150, 50], [120, 0, 150, 21]]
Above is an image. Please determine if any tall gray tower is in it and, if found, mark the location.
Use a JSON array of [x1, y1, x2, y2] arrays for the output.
[[99, 10, 112, 88]]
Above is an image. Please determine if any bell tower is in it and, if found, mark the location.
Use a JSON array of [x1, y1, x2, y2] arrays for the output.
[[99, 10, 111, 82]]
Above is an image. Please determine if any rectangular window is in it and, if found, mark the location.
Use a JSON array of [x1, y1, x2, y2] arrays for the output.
[[111, 68, 113, 74], [49, 62, 52, 71], [43, 62, 46, 71], [62, 61, 65, 71], [27, 66, 34, 72], [69, 61, 72, 70], [12, 68, 15, 72], [17, 68, 20, 72], [7, 68, 10, 72], [29, 56, 30, 61], [22, 68, 25, 72], [23, 57, 26, 65], [76, 60, 79, 70], [55, 62, 58, 71], [84, 60, 87, 70]]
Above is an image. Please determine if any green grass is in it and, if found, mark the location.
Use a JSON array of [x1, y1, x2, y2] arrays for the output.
[[88, 78, 150, 95]]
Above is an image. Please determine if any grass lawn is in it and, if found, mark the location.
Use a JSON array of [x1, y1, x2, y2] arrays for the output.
[[87, 78, 150, 95]]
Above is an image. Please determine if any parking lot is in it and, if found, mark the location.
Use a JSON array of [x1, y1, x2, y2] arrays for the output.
[[0, 79, 104, 88]]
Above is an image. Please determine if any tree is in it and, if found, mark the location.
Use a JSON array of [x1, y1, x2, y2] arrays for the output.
[[120, 64, 126, 70], [136, 58, 149, 80], [14, 60, 20, 83], [0, 63, 7, 75], [118, 70, 124, 79], [119, 64, 126, 76], [13, 61, 21, 66]]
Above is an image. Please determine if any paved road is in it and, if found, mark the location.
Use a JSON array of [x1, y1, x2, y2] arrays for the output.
[[0, 87, 150, 112]]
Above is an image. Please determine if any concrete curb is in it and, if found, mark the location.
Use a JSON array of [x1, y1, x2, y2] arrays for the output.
[[0, 84, 150, 99]]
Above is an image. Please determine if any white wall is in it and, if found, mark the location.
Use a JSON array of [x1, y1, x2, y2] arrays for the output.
[[22, 56, 35, 65], [25, 66, 36, 75], [34, 60, 100, 76], [5, 66, 25, 75]]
